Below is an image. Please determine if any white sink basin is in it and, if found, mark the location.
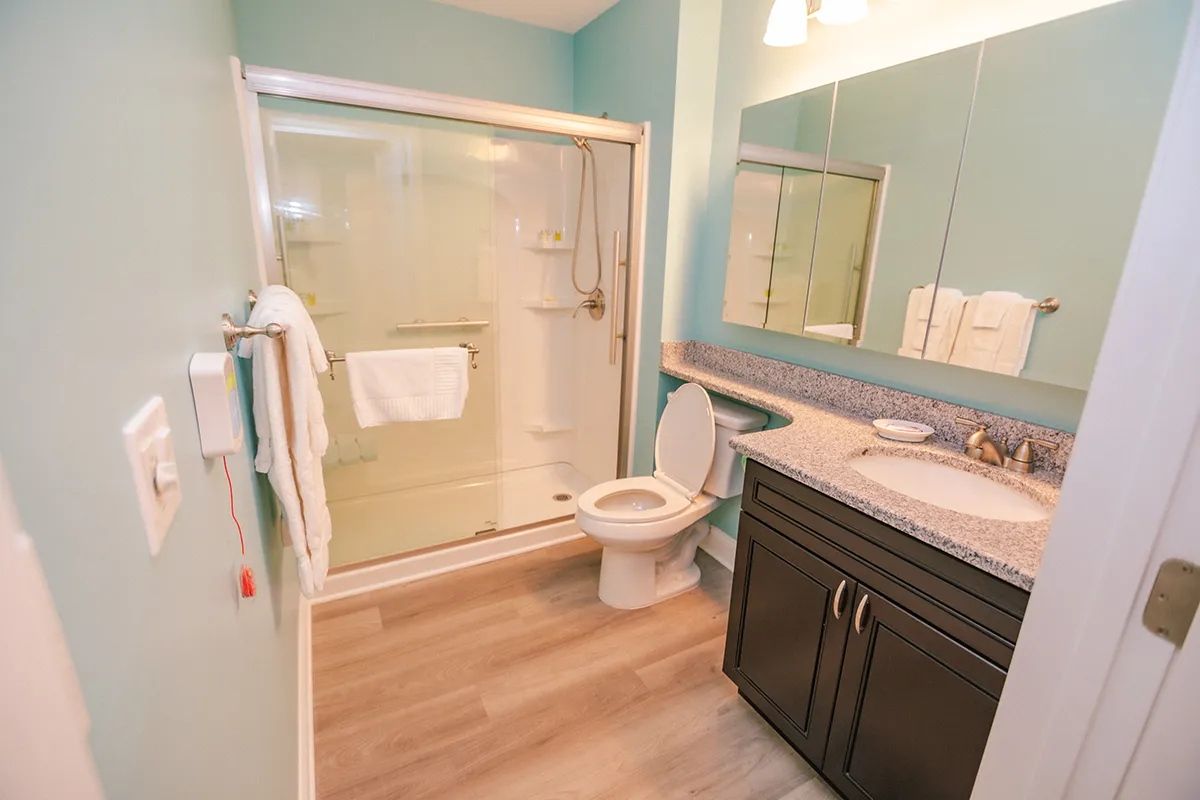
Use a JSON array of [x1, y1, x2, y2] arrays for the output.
[[849, 455, 1051, 522]]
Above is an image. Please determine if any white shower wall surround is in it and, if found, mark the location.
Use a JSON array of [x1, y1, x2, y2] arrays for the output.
[[492, 134, 629, 489], [260, 105, 631, 567]]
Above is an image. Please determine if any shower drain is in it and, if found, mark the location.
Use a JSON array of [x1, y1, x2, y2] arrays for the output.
[[552, 493, 573, 502]]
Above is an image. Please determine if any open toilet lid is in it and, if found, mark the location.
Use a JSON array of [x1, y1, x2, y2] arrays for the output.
[[654, 383, 715, 499]]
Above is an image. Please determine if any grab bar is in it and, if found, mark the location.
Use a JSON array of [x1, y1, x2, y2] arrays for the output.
[[324, 343, 480, 379], [396, 318, 490, 331]]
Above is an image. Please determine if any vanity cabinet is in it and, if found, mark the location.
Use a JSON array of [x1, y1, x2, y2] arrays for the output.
[[724, 460, 1029, 800]]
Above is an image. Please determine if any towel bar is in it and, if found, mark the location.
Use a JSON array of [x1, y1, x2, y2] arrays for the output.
[[223, 289, 283, 349], [223, 314, 282, 350], [911, 287, 1060, 314], [323, 343, 481, 380], [396, 318, 490, 331]]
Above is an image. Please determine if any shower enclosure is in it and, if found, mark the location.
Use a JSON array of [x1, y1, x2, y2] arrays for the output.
[[242, 67, 644, 569]]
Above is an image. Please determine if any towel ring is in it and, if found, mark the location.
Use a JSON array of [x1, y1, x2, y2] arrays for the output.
[[324, 343, 480, 380]]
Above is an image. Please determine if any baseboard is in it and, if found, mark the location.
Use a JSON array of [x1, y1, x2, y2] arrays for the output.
[[297, 596, 314, 800], [698, 523, 736, 571], [313, 519, 585, 604]]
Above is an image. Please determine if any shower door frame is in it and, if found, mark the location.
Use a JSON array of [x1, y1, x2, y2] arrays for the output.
[[238, 63, 648, 478]]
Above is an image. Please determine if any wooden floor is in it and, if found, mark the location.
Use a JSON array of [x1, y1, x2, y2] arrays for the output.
[[312, 538, 839, 800]]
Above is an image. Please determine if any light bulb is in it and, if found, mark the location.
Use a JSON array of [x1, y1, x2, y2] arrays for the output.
[[816, 0, 868, 25], [763, 0, 808, 47]]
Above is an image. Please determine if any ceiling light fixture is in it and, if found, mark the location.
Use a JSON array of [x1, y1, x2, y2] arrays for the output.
[[763, 0, 809, 47], [764, 0, 869, 46], [815, 0, 869, 25]]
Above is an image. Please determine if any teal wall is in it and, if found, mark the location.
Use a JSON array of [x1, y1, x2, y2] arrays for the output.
[[0, 2, 297, 798], [575, 0, 686, 473], [232, 0, 574, 111], [829, 45, 981, 355], [660, 0, 1157, 439], [935, 0, 1188, 389]]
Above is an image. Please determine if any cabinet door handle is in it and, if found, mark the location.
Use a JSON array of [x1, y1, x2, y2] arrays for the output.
[[854, 594, 870, 634], [833, 580, 847, 619]]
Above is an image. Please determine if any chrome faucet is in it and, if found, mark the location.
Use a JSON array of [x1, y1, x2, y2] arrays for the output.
[[955, 417, 1060, 473], [955, 418, 1007, 466]]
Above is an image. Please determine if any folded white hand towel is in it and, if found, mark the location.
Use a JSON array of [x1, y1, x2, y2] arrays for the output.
[[950, 293, 1037, 375], [347, 348, 470, 427], [899, 286, 965, 361], [898, 288, 928, 359], [974, 291, 1025, 328]]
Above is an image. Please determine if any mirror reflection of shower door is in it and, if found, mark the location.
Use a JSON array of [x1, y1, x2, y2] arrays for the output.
[[257, 98, 632, 568], [804, 173, 879, 344]]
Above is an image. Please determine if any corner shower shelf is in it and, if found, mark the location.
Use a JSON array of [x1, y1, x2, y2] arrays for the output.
[[524, 420, 574, 433], [288, 236, 344, 245], [524, 244, 574, 254], [307, 301, 351, 317], [522, 297, 576, 311]]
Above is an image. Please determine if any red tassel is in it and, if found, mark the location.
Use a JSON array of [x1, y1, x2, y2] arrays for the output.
[[240, 565, 257, 598]]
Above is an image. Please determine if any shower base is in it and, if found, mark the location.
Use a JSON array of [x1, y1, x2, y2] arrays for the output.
[[327, 462, 595, 568]]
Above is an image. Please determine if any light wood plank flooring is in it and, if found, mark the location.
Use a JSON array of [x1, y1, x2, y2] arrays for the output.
[[313, 538, 839, 800]]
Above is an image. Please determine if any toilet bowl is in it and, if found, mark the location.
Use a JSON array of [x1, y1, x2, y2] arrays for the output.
[[575, 383, 768, 609]]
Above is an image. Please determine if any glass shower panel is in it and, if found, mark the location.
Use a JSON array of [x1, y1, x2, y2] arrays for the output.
[[258, 99, 634, 569], [261, 100, 502, 566], [723, 162, 784, 328], [764, 166, 824, 335]]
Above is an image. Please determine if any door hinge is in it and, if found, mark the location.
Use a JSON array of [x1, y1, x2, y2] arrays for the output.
[[1142, 559, 1200, 648]]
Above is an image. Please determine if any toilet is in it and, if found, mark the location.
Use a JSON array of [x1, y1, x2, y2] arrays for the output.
[[575, 383, 768, 609]]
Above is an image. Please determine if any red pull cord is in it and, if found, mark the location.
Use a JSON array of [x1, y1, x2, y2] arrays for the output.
[[222, 455, 245, 556], [223, 456, 255, 597]]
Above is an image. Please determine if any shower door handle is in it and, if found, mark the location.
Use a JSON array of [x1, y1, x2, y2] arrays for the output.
[[610, 230, 624, 366], [273, 214, 292, 286]]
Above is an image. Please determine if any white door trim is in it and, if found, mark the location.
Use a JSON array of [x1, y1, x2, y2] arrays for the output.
[[0, 458, 106, 800], [244, 65, 644, 144], [973, 2, 1200, 796]]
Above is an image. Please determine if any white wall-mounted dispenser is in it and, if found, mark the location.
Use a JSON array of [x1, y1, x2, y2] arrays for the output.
[[188, 353, 244, 458]]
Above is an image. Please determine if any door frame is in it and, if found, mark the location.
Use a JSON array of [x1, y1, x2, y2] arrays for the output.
[[973, 2, 1200, 796], [231, 60, 648, 478], [0, 457, 106, 799]]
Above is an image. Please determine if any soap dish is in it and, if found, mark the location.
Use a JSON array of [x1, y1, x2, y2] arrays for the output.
[[873, 419, 934, 443]]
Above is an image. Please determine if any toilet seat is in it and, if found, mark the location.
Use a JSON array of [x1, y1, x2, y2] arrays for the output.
[[576, 384, 718, 528], [576, 476, 692, 524]]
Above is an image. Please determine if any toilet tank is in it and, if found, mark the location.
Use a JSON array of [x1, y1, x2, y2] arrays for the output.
[[669, 390, 769, 498]]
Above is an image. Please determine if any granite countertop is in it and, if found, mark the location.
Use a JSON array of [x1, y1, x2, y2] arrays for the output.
[[662, 343, 1063, 591]]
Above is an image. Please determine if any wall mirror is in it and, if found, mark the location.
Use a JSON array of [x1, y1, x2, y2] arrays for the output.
[[721, 0, 1188, 390]]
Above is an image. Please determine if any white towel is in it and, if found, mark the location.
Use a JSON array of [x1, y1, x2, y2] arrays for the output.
[[898, 286, 965, 361], [974, 290, 1025, 328], [949, 292, 1037, 376], [239, 285, 331, 598], [347, 348, 469, 427]]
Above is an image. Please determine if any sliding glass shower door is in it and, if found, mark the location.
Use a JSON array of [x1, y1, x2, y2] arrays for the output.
[[257, 97, 633, 568]]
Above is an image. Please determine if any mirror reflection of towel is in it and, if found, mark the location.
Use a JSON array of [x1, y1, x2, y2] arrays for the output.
[[898, 286, 965, 361], [949, 292, 1037, 376]]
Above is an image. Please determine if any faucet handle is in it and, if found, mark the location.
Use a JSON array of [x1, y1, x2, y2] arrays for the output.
[[1005, 438, 1060, 473], [955, 417, 989, 459]]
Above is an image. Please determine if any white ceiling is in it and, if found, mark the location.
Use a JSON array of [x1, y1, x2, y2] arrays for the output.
[[428, 0, 621, 33]]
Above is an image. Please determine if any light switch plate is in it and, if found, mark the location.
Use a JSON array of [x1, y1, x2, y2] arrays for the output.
[[123, 396, 182, 556]]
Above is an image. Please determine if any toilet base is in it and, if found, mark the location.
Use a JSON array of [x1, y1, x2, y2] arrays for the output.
[[596, 524, 706, 609]]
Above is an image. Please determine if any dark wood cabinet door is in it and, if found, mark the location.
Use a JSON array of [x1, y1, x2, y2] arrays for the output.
[[825, 586, 1007, 800], [724, 514, 855, 766]]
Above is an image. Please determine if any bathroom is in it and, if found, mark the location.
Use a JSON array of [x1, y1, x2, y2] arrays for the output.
[[1, 0, 1198, 798]]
